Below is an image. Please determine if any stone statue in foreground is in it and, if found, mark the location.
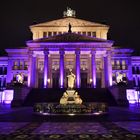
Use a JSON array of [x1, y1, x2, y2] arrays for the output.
[[67, 69, 75, 89], [60, 69, 82, 105]]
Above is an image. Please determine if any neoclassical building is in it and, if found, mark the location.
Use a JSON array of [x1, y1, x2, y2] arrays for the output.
[[0, 8, 140, 89]]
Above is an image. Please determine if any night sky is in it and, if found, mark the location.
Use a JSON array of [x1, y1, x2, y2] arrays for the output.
[[0, 0, 140, 55]]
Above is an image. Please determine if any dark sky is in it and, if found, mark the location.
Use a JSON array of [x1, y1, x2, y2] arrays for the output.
[[0, 0, 140, 54]]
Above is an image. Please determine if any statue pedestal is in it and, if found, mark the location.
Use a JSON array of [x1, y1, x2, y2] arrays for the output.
[[60, 89, 82, 105]]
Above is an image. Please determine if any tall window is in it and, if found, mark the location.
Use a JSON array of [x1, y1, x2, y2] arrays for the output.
[[92, 32, 96, 37], [82, 32, 86, 35], [87, 32, 91, 36], [3, 78, 6, 87], [24, 61, 28, 70], [112, 60, 115, 69], [116, 60, 120, 70], [133, 77, 136, 87], [0, 67, 2, 75], [43, 32, 47, 37], [3, 67, 7, 75], [136, 66, 139, 74], [48, 32, 52, 37], [0, 78, 1, 87], [53, 32, 57, 36], [19, 61, 23, 70], [58, 32, 62, 35], [132, 66, 135, 74], [13, 61, 18, 70], [121, 60, 126, 70]]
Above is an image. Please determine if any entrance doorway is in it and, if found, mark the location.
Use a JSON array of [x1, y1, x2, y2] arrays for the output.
[[96, 71, 102, 88], [52, 71, 59, 88], [81, 72, 87, 88], [38, 72, 44, 88]]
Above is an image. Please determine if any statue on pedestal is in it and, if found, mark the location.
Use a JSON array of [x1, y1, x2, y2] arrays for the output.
[[16, 73, 24, 84], [67, 69, 75, 89], [60, 69, 82, 105]]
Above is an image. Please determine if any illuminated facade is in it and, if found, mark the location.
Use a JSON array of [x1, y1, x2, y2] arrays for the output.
[[0, 8, 140, 89]]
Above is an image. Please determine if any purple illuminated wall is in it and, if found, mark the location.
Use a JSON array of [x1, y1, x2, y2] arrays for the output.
[[60, 50, 64, 88], [76, 50, 80, 88]]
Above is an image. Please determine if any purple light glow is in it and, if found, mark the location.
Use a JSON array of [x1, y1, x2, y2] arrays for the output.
[[91, 51, 96, 88], [60, 51, 64, 88], [126, 89, 140, 104], [44, 51, 49, 88], [28, 75, 31, 87], [76, 51, 80, 88], [2, 90, 14, 104], [109, 77, 112, 86]]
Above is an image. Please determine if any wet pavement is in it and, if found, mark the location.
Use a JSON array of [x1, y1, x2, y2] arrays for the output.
[[0, 104, 140, 139]]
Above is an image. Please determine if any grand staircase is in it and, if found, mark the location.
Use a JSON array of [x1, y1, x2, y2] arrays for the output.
[[22, 88, 117, 106]]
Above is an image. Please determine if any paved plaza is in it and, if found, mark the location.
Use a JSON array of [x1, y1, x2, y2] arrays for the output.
[[0, 104, 140, 139]]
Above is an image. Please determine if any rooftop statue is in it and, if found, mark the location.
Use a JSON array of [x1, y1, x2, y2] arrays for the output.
[[63, 7, 76, 17]]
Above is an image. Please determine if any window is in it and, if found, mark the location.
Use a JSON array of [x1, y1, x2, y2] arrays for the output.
[[3, 67, 7, 75], [92, 32, 96, 37], [116, 60, 120, 70], [58, 32, 62, 35], [87, 32, 91, 36], [48, 32, 52, 37], [0, 67, 2, 75], [53, 32, 57, 36], [13, 61, 18, 70], [133, 77, 136, 87], [136, 66, 139, 74], [82, 32, 86, 35], [3, 78, 6, 87], [112, 60, 115, 69], [24, 75, 28, 81], [43, 32, 47, 37], [112, 73, 116, 81], [138, 77, 140, 86], [0, 78, 1, 87], [19, 61, 23, 70], [132, 66, 135, 74], [121, 60, 126, 70], [24, 61, 28, 70], [13, 75, 16, 81]]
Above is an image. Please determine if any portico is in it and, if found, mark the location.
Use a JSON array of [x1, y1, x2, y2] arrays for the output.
[[27, 32, 113, 88]]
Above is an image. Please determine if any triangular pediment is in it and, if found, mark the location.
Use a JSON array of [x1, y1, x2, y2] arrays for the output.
[[30, 17, 108, 28]]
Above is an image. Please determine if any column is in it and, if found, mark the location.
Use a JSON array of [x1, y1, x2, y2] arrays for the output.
[[91, 50, 96, 88], [76, 50, 80, 88], [103, 51, 112, 87], [28, 51, 37, 88], [44, 50, 49, 88], [59, 50, 64, 88]]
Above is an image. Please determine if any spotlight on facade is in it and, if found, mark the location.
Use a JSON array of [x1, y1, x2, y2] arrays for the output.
[[47, 79, 50, 83], [90, 79, 93, 83], [68, 113, 75, 116]]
